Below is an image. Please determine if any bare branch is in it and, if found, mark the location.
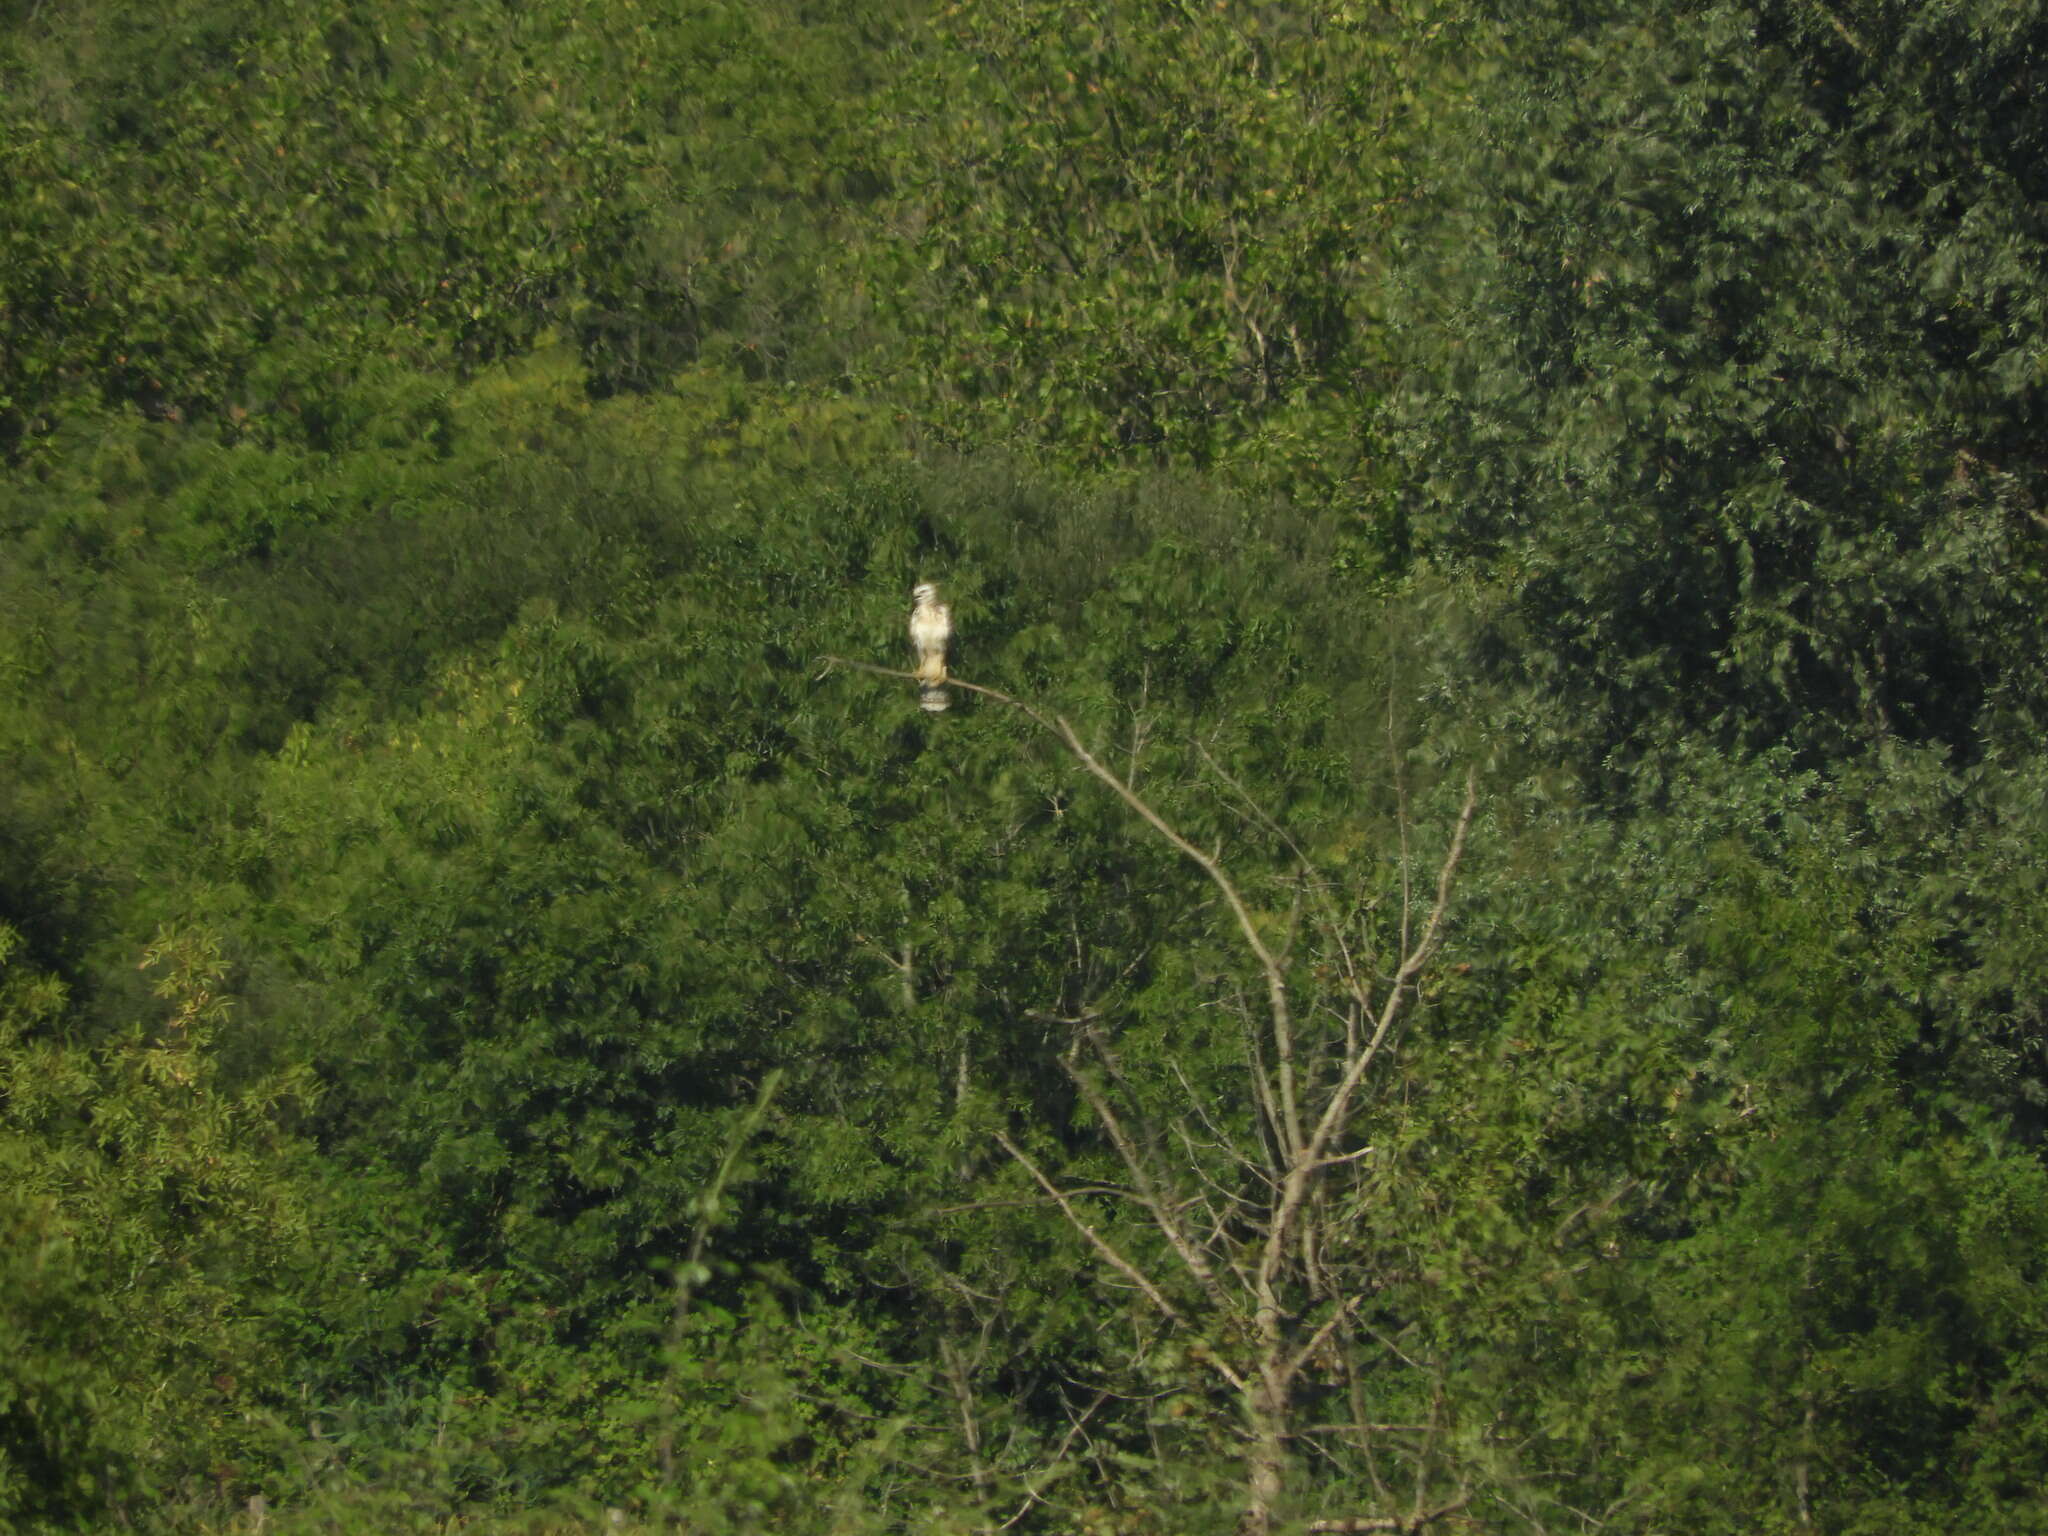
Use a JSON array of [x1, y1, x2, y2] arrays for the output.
[[1312, 1142, 1378, 1171], [1043, 711, 1307, 1165], [1237, 994, 1291, 1178], [1284, 1294, 1363, 1385], [1305, 1498, 1470, 1535], [1170, 1059, 1279, 1187], [939, 1334, 993, 1496], [1254, 772, 1480, 1341], [922, 1188, 1132, 1217], [816, 655, 920, 685], [1305, 769, 1480, 1171], [1296, 1423, 1436, 1436], [822, 658, 1312, 1169], [992, 1130, 1255, 1393], [1199, 742, 1370, 1007], [1061, 1047, 1238, 1315], [996, 1387, 1114, 1532], [823, 657, 1487, 1535], [1169, 1128, 1259, 1247]]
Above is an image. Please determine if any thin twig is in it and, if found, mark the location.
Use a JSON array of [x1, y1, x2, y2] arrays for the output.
[[993, 1129, 1247, 1391], [1063, 1039, 1238, 1312], [1285, 1295, 1363, 1384], [657, 1071, 783, 1486], [1296, 1423, 1436, 1436], [1305, 1496, 1470, 1534], [1252, 772, 1478, 1358]]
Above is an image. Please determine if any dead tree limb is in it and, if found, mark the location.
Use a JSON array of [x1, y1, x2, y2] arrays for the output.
[[821, 658, 1483, 1536]]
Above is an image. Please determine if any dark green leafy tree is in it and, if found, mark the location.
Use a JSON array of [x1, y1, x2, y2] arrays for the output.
[[1373, 25, 2048, 1525], [1394, 0, 2048, 773], [1381, 745, 2048, 1534]]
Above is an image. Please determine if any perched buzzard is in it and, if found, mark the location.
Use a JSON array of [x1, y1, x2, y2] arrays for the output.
[[909, 582, 953, 713]]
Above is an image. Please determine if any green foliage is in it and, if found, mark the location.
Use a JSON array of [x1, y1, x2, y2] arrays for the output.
[[861, 0, 1449, 519], [1394, 0, 2048, 773], [0, 920, 316, 1529], [0, 0, 891, 453], [1369, 748, 2048, 1531], [192, 442, 1382, 1513], [2, 1, 2045, 1530]]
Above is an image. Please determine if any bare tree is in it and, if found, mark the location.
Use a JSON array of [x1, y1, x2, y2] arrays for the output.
[[824, 658, 1480, 1536]]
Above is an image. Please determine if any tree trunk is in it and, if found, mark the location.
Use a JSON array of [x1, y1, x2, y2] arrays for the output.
[[1243, 1367, 1290, 1536]]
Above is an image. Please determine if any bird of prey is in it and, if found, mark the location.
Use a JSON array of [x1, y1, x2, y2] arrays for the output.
[[909, 582, 953, 713]]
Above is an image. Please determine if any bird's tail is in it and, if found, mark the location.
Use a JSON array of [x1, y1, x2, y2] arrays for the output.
[[918, 683, 951, 713]]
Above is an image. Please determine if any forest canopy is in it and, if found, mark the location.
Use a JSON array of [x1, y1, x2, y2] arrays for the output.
[[3, 1, 2046, 1533]]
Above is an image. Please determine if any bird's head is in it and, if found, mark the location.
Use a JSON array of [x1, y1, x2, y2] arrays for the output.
[[912, 582, 940, 603]]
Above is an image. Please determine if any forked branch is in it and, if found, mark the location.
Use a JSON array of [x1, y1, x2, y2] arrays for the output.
[[823, 658, 1483, 1536]]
